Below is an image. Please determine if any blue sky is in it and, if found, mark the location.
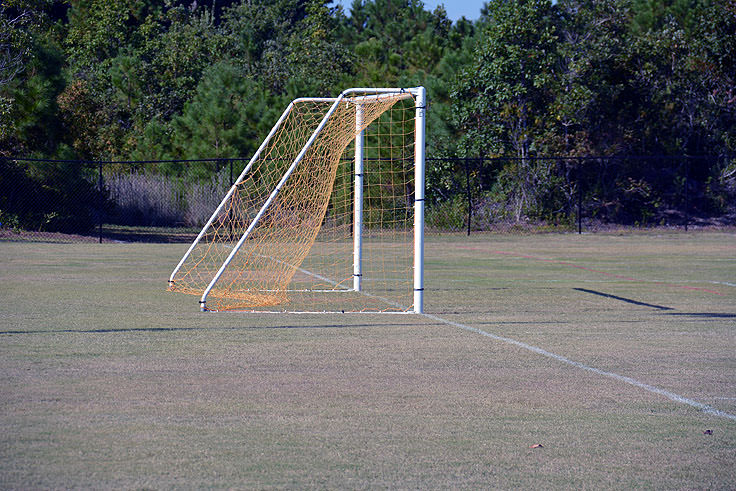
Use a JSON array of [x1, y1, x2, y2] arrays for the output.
[[331, 1, 487, 22]]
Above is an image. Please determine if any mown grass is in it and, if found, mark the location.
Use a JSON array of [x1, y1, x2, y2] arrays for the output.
[[1, 231, 735, 488]]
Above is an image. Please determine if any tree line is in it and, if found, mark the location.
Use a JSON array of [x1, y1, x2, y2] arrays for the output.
[[1, 0, 735, 229]]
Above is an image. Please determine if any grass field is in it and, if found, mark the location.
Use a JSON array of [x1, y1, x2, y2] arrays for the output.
[[1, 231, 735, 488]]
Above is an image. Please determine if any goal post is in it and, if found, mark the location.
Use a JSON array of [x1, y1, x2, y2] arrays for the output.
[[353, 102, 364, 293], [168, 87, 426, 313], [413, 86, 426, 314]]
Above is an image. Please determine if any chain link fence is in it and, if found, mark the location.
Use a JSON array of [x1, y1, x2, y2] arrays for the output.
[[1, 156, 734, 243], [0, 158, 242, 243], [427, 156, 736, 234]]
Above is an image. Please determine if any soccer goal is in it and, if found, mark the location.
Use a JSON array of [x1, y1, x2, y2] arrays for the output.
[[168, 87, 426, 313]]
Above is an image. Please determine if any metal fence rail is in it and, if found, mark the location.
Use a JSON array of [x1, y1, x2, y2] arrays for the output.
[[1, 155, 733, 243]]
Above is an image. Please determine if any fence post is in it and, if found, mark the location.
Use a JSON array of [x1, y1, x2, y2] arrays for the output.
[[464, 158, 472, 236], [684, 157, 689, 232], [577, 160, 582, 234], [98, 161, 103, 243], [229, 159, 235, 239]]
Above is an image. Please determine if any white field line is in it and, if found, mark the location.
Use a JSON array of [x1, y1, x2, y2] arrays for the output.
[[710, 281, 736, 287], [220, 247, 352, 291], [222, 247, 408, 310], [291, 265, 351, 290], [292, 263, 410, 311], [221, 247, 736, 420], [420, 312, 736, 421], [292, 263, 409, 311], [296, 263, 736, 420]]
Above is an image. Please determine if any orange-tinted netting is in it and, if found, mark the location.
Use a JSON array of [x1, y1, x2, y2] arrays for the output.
[[169, 90, 417, 312]]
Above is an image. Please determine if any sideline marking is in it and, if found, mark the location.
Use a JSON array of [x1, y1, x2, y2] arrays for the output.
[[711, 281, 736, 287], [237, 251, 736, 420], [421, 312, 736, 421]]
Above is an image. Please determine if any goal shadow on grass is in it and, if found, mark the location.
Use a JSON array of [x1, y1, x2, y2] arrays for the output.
[[663, 312, 736, 319]]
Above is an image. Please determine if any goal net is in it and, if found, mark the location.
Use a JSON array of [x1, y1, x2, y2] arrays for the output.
[[168, 87, 426, 313]]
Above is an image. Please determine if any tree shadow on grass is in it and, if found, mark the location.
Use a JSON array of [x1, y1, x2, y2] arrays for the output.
[[0, 322, 432, 335], [573, 287, 674, 311]]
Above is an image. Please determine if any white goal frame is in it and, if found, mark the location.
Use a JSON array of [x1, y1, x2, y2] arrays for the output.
[[169, 86, 426, 313]]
